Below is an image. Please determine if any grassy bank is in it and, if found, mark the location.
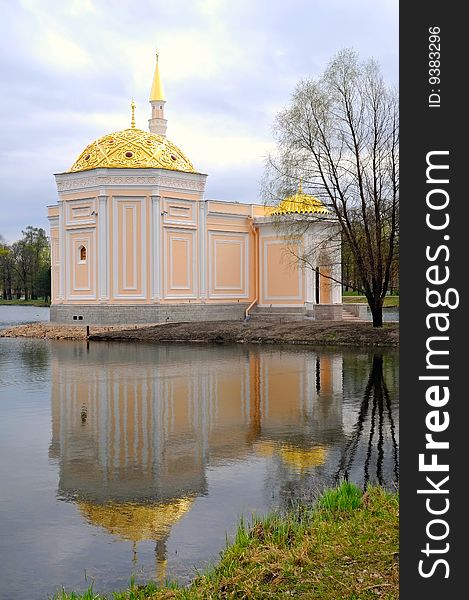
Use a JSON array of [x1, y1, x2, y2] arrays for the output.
[[0, 298, 50, 307], [54, 482, 399, 600]]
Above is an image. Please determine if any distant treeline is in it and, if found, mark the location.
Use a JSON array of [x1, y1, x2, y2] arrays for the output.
[[0, 226, 51, 301]]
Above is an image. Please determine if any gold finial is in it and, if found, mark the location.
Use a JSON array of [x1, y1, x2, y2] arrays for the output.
[[131, 98, 136, 128], [299, 177, 303, 194], [150, 51, 165, 101]]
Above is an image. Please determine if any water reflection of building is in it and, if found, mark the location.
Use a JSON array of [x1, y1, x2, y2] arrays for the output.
[[49, 344, 343, 496], [48, 343, 344, 577]]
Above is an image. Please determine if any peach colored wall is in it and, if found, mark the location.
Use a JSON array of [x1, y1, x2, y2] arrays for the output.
[[52, 192, 330, 309], [208, 233, 248, 299], [164, 229, 195, 297], [216, 243, 241, 288], [172, 239, 190, 288], [68, 231, 95, 298], [114, 198, 145, 299], [252, 205, 268, 217], [207, 218, 249, 232], [208, 201, 251, 216], [163, 198, 197, 227], [66, 200, 95, 225], [260, 236, 304, 306]]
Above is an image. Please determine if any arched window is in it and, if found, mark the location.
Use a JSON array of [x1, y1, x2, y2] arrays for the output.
[[79, 245, 87, 262]]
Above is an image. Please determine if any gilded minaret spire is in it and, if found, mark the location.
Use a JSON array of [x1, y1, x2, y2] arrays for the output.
[[130, 98, 136, 128], [149, 51, 167, 137]]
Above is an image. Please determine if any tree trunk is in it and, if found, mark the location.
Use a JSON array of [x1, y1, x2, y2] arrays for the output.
[[370, 300, 383, 327]]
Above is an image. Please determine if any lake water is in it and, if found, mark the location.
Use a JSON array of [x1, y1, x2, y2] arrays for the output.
[[0, 308, 399, 599], [0, 305, 50, 328]]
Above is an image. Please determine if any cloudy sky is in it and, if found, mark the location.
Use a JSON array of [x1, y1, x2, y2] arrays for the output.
[[0, 0, 398, 243]]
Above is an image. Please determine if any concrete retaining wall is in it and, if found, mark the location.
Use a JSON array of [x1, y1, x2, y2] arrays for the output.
[[50, 303, 249, 325], [343, 304, 369, 319]]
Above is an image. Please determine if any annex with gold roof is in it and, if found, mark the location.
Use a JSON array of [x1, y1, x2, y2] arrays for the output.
[[47, 55, 342, 324]]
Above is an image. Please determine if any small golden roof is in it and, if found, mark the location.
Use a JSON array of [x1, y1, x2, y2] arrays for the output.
[[150, 51, 165, 102], [278, 445, 327, 471], [68, 127, 195, 173], [271, 180, 330, 216], [254, 441, 328, 470]]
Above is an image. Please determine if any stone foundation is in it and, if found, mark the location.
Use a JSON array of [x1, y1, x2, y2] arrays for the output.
[[50, 303, 249, 325], [309, 304, 343, 320]]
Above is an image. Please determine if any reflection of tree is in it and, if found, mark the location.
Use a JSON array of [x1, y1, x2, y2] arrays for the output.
[[19, 340, 49, 372], [336, 354, 399, 488]]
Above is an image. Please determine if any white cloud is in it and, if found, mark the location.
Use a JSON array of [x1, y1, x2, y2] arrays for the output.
[[66, 0, 97, 17], [39, 29, 92, 70]]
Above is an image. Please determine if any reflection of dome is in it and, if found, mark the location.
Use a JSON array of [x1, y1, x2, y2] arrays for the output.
[[271, 181, 330, 216], [68, 128, 196, 173], [255, 441, 327, 470], [77, 497, 194, 542], [278, 445, 327, 470]]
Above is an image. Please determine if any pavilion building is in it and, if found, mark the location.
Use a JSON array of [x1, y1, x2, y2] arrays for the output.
[[47, 56, 342, 324]]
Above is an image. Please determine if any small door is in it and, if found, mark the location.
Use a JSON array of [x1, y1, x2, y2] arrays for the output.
[[319, 268, 332, 304]]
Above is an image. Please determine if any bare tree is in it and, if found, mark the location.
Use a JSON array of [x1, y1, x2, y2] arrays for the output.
[[0, 236, 14, 300], [265, 49, 399, 327]]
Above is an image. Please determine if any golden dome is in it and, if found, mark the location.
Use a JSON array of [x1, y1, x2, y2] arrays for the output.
[[68, 127, 196, 173], [271, 181, 330, 216], [77, 497, 194, 542]]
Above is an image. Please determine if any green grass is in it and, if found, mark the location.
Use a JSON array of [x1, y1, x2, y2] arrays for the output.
[[317, 481, 363, 511], [53, 482, 399, 600], [342, 295, 399, 308], [0, 298, 50, 307]]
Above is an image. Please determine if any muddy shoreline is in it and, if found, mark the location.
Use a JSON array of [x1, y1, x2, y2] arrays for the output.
[[1, 320, 399, 347]]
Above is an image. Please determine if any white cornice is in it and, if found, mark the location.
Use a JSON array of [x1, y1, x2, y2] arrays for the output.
[[55, 168, 208, 195], [253, 214, 338, 226]]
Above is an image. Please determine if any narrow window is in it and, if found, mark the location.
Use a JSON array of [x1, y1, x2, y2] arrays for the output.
[[79, 245, 87, 262]]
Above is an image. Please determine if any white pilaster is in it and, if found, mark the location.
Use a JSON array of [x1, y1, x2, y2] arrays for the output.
[[305, 266, 314, 304], [151, 195, 162, 300], [98, 194, 109, 300], [305, 231, 316, 307], [58, 200, 65, 301], [331, 227, 342, 303], [198, 200, 207, 300], [332, 262, 342, 303]]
